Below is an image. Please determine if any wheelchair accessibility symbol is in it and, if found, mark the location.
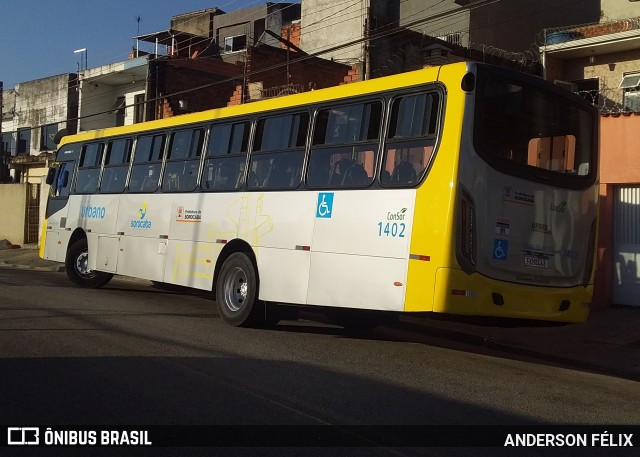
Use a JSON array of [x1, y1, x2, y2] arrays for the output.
[[316, 192, 334, 218], [493, 239, 509, 260]]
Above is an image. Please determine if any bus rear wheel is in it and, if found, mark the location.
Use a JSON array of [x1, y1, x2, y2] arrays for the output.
[[65, 238, 113, 288], [216, 252, 265, 327]]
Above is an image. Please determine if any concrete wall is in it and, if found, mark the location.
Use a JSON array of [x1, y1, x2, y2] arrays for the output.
[[593, 114, 640, 308], [172, 9, 218, 37], [78, 82, 146, 132], [400, 0, 470, 46], [77, 58, 148, 131], [215, 4, 268, 47], [471, 0, 601, 52], [0, 184, 27, 245], [78, 81, 119, 131], [600, 114, 640, 184], [545, 47, 640, 109], [1, 74, 73, 155], [24, 166, 49, 185], [300, 0, 365, 65], [601, 0, 640, 21]]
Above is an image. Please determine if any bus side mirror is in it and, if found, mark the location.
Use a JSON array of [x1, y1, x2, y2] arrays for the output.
[[45, 168, 56, 185], [62, 171, 69, 187]]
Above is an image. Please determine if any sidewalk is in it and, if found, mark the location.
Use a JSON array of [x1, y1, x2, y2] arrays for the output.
[[1, 243, 638, 381], [0, 242, 64, 272]]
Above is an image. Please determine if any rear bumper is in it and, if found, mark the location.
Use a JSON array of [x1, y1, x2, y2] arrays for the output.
[[423, 267, 591, 323]]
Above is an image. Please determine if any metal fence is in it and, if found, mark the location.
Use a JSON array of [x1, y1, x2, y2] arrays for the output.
[[24, 183, 40, 244]]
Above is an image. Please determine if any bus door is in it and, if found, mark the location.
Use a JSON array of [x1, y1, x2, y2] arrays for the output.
[[43, 160, 75, 262]]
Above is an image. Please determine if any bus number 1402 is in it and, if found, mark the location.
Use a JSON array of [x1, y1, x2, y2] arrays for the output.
[[377, 222, 406, 238]]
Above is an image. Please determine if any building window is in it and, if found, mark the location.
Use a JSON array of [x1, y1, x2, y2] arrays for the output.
[[134, 94, 145, 124], [574, 78, 599, 106], [620, 73, 640, 112], [2, 132, 16, 157], [17, 128, 31, 155], [224, 35, 247, 53], [40, 124, 58, 151]]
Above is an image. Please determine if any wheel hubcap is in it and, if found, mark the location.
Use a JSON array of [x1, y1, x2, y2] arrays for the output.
[[224, 267, 248, 312], [75, 250, 94, 278]]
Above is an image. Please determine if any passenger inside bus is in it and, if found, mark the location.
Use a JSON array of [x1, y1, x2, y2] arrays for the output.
[[391, 161, 417, 184], [329, 158, 353, 187], [264, 156, 292, 187]]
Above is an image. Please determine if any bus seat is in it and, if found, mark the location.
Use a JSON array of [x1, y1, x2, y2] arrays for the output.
[[184, 174, 196, 191], [264, 157, 291, 188], [342, 163, 369, 186], [247, 171, 259, 188], [82, 173, 98, 193], [103, 177, 117, 193], [329, 159, 353, 187], [307, 162, 330, 187], [216, 162, 239, 189], [141, 177, 157, 192], [167, 174, 180, 191], [391, 162, 417, 185]]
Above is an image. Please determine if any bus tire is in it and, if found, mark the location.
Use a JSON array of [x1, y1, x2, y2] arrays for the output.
[[216, 252, 263, 327], [65, 238, 113, 288]]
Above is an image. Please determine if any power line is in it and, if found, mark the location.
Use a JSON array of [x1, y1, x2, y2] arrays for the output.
[[4, 0, 504, 138]]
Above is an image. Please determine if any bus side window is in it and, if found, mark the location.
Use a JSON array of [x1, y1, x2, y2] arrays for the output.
[[248, 112, 308, 190], [129, 133, 165, 193], [162, 128, 203, 193], [99, 138, 131, 193], [75, 143, 104, 194], [201, 121, 249, 192], [382, 92, 440, 187], [307, 101, 380, 189]]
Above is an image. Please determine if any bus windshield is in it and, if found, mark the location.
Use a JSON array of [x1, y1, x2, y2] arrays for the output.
[[475, 70, 596, 187]]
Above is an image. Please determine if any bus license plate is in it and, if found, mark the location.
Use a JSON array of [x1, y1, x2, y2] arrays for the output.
[[523, 252, 550, 269]]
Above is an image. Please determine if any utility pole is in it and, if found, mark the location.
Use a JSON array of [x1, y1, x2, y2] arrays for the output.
[[363, 5, 371, 81], [0, 81, 5, 182], [136, 16, 141, 58], [286, 27, 291, 87]]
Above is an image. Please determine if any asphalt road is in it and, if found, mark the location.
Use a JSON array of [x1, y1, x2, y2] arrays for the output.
[[1, 269, 638, 456]]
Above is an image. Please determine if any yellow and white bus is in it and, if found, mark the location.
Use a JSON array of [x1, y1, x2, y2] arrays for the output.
[[41, 62, 599, 327]]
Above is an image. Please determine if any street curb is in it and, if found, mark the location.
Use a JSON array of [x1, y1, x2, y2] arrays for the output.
[[393, 318, 640, 382], [0, 262, 65, 272]]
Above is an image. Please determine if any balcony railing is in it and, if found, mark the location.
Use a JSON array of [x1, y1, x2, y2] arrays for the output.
[[541, 17, 640, 46]]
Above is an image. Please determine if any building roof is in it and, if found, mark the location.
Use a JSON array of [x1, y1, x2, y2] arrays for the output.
[[135, 29, 206, 46]]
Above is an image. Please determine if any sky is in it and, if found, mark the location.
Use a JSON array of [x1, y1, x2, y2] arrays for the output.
[[0, 0, 277, 90]]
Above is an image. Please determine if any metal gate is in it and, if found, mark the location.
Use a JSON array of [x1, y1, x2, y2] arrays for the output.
[[24, 183, 40, 244], [613, 185, 640, 306]]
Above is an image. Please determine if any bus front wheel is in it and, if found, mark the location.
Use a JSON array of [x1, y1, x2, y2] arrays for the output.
[[65, 238, 113, 288], [216, 252, 264, 327]]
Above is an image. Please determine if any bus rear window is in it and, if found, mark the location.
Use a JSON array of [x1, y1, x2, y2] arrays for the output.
[[475, 75, 595, 182]]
